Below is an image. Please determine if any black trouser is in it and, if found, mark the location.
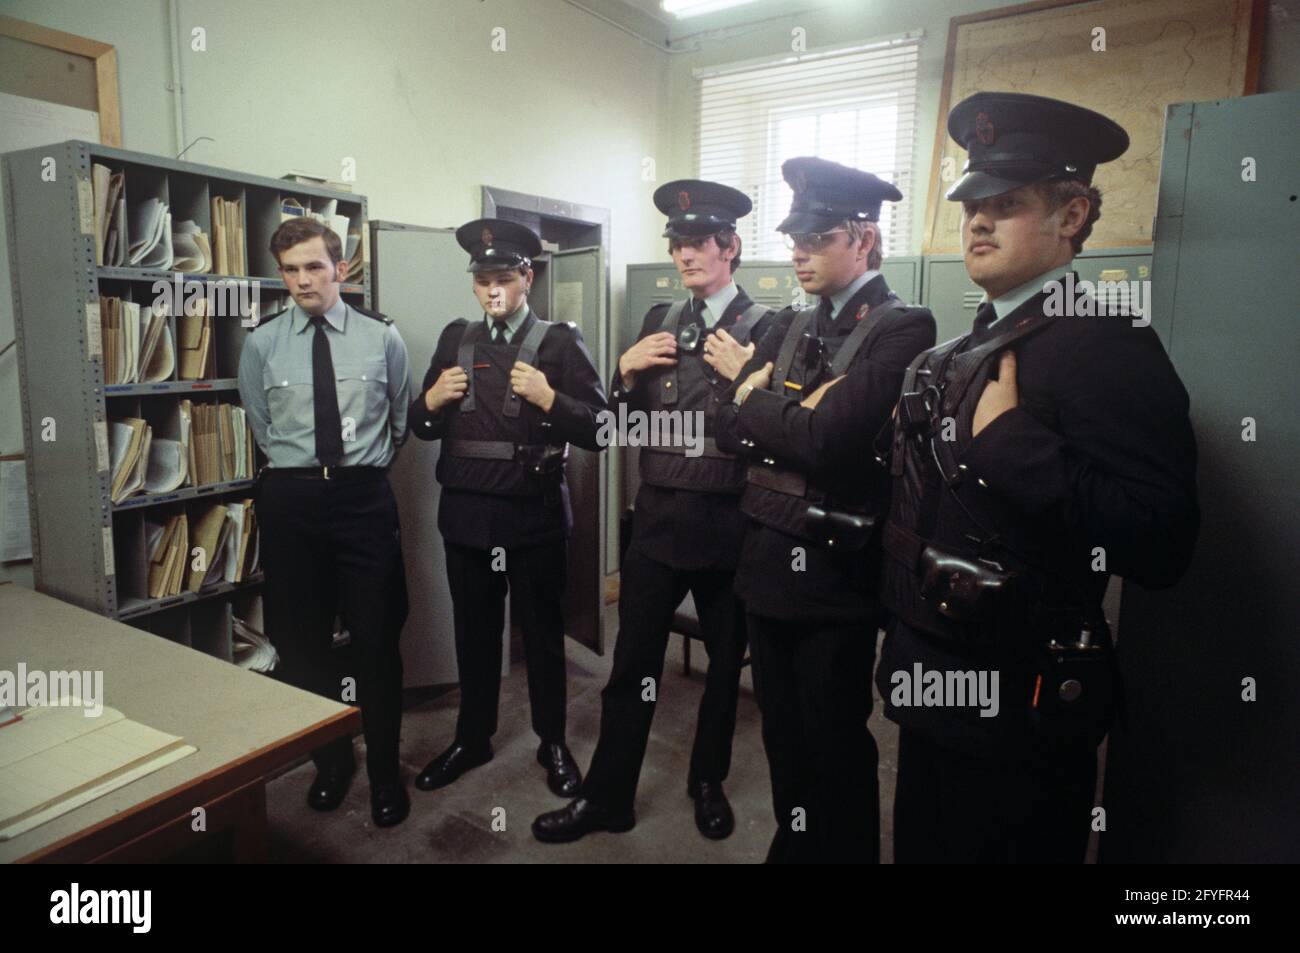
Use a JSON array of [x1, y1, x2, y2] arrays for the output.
[[747, 613, 879, 863], [894, 725, 1097, 863], [257, 470, 408, 784], [581, 546, 748, 811], [443, 539, 568, 746]]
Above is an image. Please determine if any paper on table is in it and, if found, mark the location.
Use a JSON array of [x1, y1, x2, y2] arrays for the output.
[[0, 703, 196, 841]]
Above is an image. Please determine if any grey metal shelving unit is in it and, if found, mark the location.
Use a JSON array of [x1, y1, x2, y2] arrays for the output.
[[2, 139, 369, 661]]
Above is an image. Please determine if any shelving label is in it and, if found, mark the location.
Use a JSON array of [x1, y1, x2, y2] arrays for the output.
[[77, 177, 95, 236], [85, 301, 102, 361], [94, 420, 109, 472], [102, 526, 115, 577]]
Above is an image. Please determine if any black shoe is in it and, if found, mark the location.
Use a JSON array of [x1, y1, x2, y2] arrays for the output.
[[370, 779, 410, 828], [306, 761, 355, 812], [537, 741, 582, 797], [532, 798, 636, 843], [689, 779, 735, 840], [415, 741, 493, 791]]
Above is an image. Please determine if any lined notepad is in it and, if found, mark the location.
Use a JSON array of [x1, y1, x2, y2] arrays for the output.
[[0, 704, 196, 841]]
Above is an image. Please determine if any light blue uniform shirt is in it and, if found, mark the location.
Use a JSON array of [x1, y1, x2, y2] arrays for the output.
[[987, 262, 1073, 325], [699, 280, 739, 328], [825, 268, 880, 321], [485, 302, 529, 341], [237, 296, 411, 468]]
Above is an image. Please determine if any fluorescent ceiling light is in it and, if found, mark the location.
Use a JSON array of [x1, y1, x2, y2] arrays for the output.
[[662, 0, 764, 19]]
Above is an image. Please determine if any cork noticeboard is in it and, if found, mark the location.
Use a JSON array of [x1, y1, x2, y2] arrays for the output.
[[0, 15, 121, 148], [922, 0, 1264, 253]]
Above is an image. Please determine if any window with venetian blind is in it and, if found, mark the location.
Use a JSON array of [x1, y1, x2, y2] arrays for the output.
[[695, 33, 921, 262]]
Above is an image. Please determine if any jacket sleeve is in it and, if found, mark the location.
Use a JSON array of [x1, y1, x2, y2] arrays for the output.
[[727, 309, 936, 472], [606, 306, 666, 414], [542, 323, 609, 451], [960, 321, 1199, 589], [407, 322, 462, 442], [713, 312, 792, 454]]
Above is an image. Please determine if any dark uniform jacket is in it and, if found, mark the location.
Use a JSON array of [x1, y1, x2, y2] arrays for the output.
[[715, 274, 936, 622], [611, 286, 776, 571], [409, 308, 607, 550], [876, 281, 1199, 761]]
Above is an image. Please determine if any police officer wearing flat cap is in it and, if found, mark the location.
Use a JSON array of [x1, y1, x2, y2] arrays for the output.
[[715, 158, 936, 863], [877, 92, 1198, 862], [533, 181, 776, 844], [237, 216, 413, 827], [409, 218, 607, 798]]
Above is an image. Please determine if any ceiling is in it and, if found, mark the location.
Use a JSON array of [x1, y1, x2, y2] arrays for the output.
[[570, 0, 836, 44]]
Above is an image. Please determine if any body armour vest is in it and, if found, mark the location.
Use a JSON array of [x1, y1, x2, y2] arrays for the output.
[[740, 296, 906, 543], [436, 318, 559, 496], [639, 299, 770, 494], [880, 309, 1058, 643]]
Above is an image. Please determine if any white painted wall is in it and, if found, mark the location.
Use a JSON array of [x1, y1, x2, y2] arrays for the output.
[[2, 0, 1298, 465], [0, 0, 669, 458]]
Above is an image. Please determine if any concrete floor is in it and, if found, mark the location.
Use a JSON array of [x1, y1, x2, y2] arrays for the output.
[[266, 622, 901, 864]]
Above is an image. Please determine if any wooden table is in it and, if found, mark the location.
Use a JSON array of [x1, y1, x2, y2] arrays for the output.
[[0, 584, 359, 863]]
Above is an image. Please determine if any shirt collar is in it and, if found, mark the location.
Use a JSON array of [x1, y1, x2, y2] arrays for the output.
[[988, 262, 1074, 323], [827, 269, 880, 321], [486, 302, 529, 340], [292, 296, 348, 334], [698, 281, 739, 327]]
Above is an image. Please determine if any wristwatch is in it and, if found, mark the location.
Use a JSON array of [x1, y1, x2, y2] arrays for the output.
[[734, 382, 754, 406]]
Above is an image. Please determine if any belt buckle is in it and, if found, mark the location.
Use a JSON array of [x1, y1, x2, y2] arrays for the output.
[[322, 465, 331, 481]]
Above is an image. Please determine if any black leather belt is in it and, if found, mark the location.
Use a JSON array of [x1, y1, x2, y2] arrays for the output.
[[444, 439, 558, 461], [265, 465, 387, 482], [641, 437, 735, 459], [746, 463, 808, 496], [444, 439, 517, 460]]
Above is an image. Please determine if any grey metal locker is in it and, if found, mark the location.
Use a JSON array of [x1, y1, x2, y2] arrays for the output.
[[1101, 90, 1300, 863], [922, 246, 1153, 345], [550, 246, 610, 655], [618, 256, 924, 527], [370, 223, 482, 687], [372, 224, 609, 672]]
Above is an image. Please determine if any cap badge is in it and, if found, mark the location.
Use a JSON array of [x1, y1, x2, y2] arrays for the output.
[[678, 190, 691, 211], [975, 111, 996, 146], [481, 227, 493, 245]]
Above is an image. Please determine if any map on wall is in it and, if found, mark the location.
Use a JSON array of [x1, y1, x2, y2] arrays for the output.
[[922, 0, 1258, 253]]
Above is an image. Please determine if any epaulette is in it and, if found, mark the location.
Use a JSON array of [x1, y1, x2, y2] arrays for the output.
[[252, 306, 288, 329], [351, 303, 393, 325]]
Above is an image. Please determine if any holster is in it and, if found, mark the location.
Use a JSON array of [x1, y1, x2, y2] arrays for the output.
[[516, 443, 568, 505], [804, 506, 878, 552], [919, 545, 1019, 624]]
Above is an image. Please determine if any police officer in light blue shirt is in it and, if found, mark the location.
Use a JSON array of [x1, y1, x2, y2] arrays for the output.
[[237, 216, 413, 828]]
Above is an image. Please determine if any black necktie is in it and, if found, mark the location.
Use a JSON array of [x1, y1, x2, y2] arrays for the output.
[[972, 300, 999, 343], [492, 322, 508, 345], [815, 295, 833, 333], [310, 315, 343, 467]]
